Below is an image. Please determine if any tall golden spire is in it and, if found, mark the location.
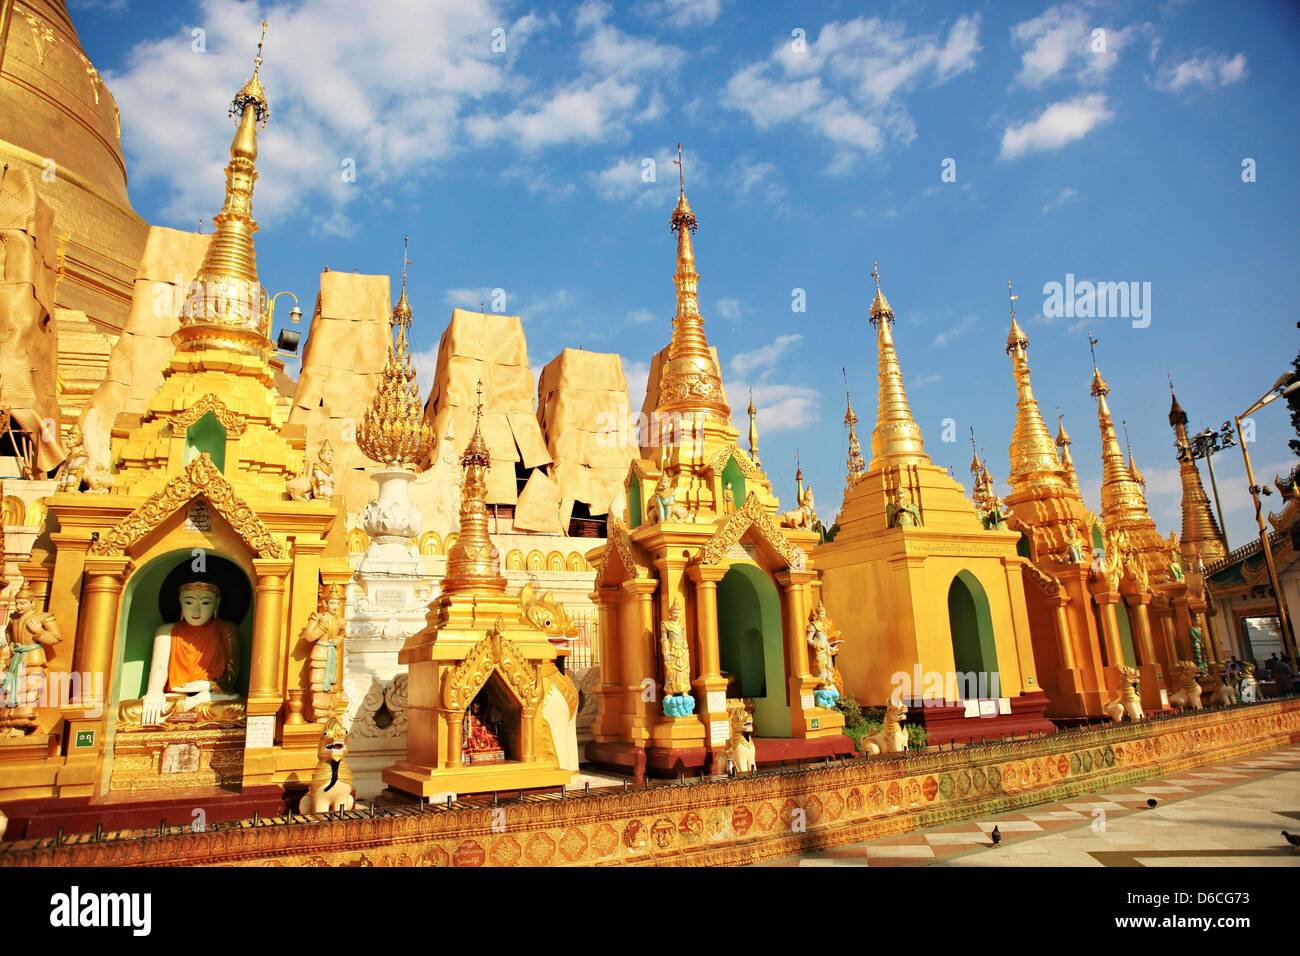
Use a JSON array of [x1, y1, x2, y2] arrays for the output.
[[795, 449, 804, 502], [1122, 419, 1146, 488], [1168, 382, 1227, 564], [356, 236, 435, 469], [867, 261, 927, 467], [746, 388, 761, 467], [842, 367, 866, 494], [1088, 335, 1149, 524], [1055, 411, 1081, 493], [176, 20, 272, 356], [443, 380, 506, 594], [655, 143, 728, 421], [1005, 280, 1070, 494]]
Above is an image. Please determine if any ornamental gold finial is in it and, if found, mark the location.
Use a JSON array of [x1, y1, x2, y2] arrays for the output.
[[866, 261, 926, 467], [747, 388, 761, 468], [1006, 279, 1028, 354], [1089, 339, 1150, 526], [176, 21, 273, 356], [1004, 278, 1066, 493], [444, 377, 505, 593], [842, 367, 866, 493], [657, 146, 726, 422], [356, 236, 433, 469]]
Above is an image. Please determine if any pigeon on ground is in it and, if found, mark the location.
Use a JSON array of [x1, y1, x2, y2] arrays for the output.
[[1146, 798, 1158, 809], [991, 825, 1002, 847], [1284, 831, 1300, 849]]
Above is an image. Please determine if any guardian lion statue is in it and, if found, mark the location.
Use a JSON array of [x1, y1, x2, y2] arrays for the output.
[[1102, 665, 1144, 722], [718, 699, 756, 775], [298, 718, 356, 814], [1166, 662, 1204, 711], [863, 699, 909, 755]]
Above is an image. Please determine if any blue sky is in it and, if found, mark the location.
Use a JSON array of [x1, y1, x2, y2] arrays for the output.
[[71, 0, 1300, 546]]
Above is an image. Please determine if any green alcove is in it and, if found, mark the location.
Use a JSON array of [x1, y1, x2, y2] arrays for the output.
[[627, 473, 643, 529], [113, 550, 254, 704], [184, 412, 227, 472], [947, 570, 1000, 697], [721, 457, 746, 512], [716, 562, 788, 736]]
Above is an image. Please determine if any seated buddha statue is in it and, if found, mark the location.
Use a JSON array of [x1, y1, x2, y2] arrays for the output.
[[462, 701, 504, 763], [118, 581, 245, 728]]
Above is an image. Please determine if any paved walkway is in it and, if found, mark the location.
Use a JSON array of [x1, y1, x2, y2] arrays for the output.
[[760, 742, 1300, 867]]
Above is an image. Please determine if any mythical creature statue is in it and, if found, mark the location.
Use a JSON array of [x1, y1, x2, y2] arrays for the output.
[[805, 602, 843, 706], [718, 699, 756, 775], [1207, 665, 1237, 708], [660, 600, 694, 718], [298, 718, 356, 814], [287, 441, 336, 502], [780, 485, 818, 531], [1, 585, 62, 733], [650, 472, 690, 523], [300, 585, 345, 722], [1123, 549, 1151, 593], [863, 699, 909, 755], [1102, 665, 1144, 722], [886, 486, 921, 529], [1064, 523, 1085, 564], [520, 584, 581, 771], [1239, 663, 1259, 704], [1166, 661, 1204, 711]]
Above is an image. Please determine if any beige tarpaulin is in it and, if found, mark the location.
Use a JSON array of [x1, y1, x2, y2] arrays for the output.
[[0, 167, 65, 471], [536, 348, 635, 518], [80, 225, 211, 466], [287, 270, 394, 516], [422, 309, 551, 505]]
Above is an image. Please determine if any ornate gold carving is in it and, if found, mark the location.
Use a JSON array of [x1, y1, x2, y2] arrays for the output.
[[443, 382, 506, 593], [867, 262, 927, 466], [88, 454, 283, 558], [25, 15, 57, 66], [441, 624, 543, 713], [700, 491, 799, 567], [600, 516, 647, 582], [169, 393, 249, 435], [705, 443, 767, 485]]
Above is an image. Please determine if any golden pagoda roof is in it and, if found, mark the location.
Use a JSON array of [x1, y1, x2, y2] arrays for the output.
[[443, 380, 505, 593], [866, 261, 927, 467]]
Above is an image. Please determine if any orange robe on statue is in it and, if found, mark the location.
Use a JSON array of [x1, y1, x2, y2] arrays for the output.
[[167, 620, 231, 690]]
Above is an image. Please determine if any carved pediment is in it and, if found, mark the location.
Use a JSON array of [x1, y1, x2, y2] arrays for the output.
[[88, 454, 283, 558], [442, 624, 544, 713], [593, 515, 651, 585], [700, 492, 799, 567], [705, 443, 767, 485], [170, 394, 248, 436]]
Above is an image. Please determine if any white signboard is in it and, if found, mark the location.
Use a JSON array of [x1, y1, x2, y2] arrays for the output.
[[801, 693, 815, 711], [710, 720, 730, 746], [997, 697, 1011, 715], [244, 714, 275, 750], [707, 691, 727, 714], [977, 699, 998, 717]]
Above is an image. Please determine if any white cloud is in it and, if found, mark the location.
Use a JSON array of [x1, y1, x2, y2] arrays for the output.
[[716, 298, 745, 322], [626, 308, 657, 325], [933, 314, 978, 347], [730, 333, 803, 378], [734, 381, 820, 434], [652, 0, 723, 28], [445, 287, 496, 309], [592, 146, 706, 207], [1042, 185, 1080, 213], [1011, 5, 1139, 87], [623, 359, 651, 409], [1000, 93, 1113, 160], [501, 161, 577, 202], [724, 14, 981, 167], [1153, 51, 1247, 93], [910, 373, 943, 388], [106, 0, 527, 229], [411, 346, 440, 399]]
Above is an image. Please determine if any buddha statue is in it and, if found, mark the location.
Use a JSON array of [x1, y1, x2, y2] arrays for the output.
[[120, 581, 244, 728]]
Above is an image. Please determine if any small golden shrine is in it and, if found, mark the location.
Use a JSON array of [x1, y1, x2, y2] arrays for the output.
[[0, 33, 353, 809], [585, 151, 849, 780], [815, 266, 1053, 742], [384, 383, 578, 797]]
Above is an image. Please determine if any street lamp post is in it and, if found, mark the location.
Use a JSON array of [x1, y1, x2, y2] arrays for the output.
[[1179, 422, 1235, 551], [1234, 370, 1300, 668]]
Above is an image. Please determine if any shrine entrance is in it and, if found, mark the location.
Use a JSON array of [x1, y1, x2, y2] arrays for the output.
[[716, 563, 788, 737], [947, 570, 999, 699], [462, 674, 519, 765]]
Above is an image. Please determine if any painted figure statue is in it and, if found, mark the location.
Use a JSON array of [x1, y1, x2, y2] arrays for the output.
[[1102, 664, 1144, 722], [287, 440, 336, 502], [886, 486, 921, 528], [650, 471, 689, 523], [863, 698, 909, 755], [54, 424, 112, 493], [130, 581, 242, 727], [660, 600, 695, 718], [1239, 663, 1259, 704], [806, 602, 843, 707], [719, 699, 756, 775], [1187, 625, 1206, 671], [1064, 523, 1085, 564], [1, 585, 63, 732], [1168, 533, 1184, 582], [298, 718, 356, 814], [300, 585, 345, 722]]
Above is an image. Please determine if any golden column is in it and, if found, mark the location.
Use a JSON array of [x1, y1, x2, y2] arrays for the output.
[[1051, 596, 1077, 670], [591, 585, 622, 741], [621, 578, 657, 744], [248, 557, 292, 714], [1093, 591, 1127, 668], [73, 555, 133, 713], [442, 699, 463, 769]]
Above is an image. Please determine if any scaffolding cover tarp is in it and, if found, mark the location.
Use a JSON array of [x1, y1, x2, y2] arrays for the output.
[[536, 348, 635, 518], [0, 167, 64, 469], [78, 225, 213, 467], [423, 309, 551, 505]]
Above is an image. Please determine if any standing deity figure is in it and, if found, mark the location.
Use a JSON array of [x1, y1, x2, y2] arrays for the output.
[[310, 441, 336, 501], [300, 586, 345, 722], [1, 586, 62, 729], [131, 581, 241, 727], [1188, 625, 1206, 672], [1168, 533, 1184, 582], [56, 425, 89, 493], [660, 600, 695, 718], [886, 486, 921, 528], [806, 602, 843, 707], [1064, 523, 1085, 564]]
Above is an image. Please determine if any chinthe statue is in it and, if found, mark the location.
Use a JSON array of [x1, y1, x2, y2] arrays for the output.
[[806, 602, 843, 707], [54, 424, 113, 494], [780, 484, 818, 531], [1102, 665, 1144, 722], [300, 585, 345, 722], [298, 718, 356, 814], [660, 600, 695, 718], [719, 699, 756, 775], [1, 585, 63, 733], [287, 440, 336, 502], [120, 581, 243, 728]]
